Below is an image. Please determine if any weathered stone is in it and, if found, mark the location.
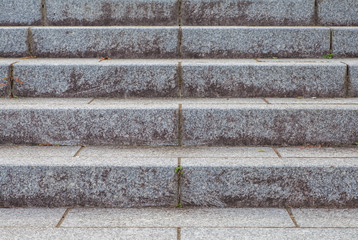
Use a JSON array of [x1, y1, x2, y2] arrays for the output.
[[342, 59, 358, 97], [182, 0, 314, 26], [292, 208, 358, 227], [182, 102, 358, 146], [182, 59, 346, 97], [332, 28, 358, 57], [0, 228, 177, 240], [318, 0, 358, 26], [0, 27, 28, 57], [13, 59, 178, 97], [0, 208, 65, 227], [0, 0, 42, 26], [181, 228, 358, 240], [0, 156, 177, 207], [46, 0, 178, 26], [62, 208, 293, 227], [0, 145, 80, 157], [31, 27, 179, 58], [276, 147, 358, 158], [0, 99, 178, 146], [0, 59, 13, 97], [182, 27, 330, 58], [181, 157, 358, 207]]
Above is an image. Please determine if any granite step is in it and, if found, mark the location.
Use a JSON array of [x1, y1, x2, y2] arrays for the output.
[[1, 58, 358, 98], [0, 145, 357, 207], [1, 0, 358, 26], [1, 27, 358, 58], [1, 98, 358, 146]]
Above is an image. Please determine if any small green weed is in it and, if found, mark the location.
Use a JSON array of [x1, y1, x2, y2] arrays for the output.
[[323, 53, 334, 59], [272, 57, 278, 59], [355, 142, 358, 147], [175, 203, 182, 208], [174, 166, 183, 175]]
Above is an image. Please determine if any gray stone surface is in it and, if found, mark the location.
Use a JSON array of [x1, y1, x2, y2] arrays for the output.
[[79, 146, 277, 158], [276, 147, 358, 158], [292, 208, 358, 227], [0, 59, 12, 97], [13, 59, 178, 97], [182, 103, 358, 146], [182, 27, 330, 58], [0, 208, 65, 227], [0, 0, 42, 26], [62, 208, 293, 227], [182, 0, 314, 26], [31, 27, 178, 58], [0, 145, 80, 157], [0, 228, 177, 240], [181, 158, 358, 207], [265, 98, 358, 104], [181, 228, 358, 240], [0, 27, 28, 57], [345, 59, 358, 97], [318, 0, 358, 26], [182, 60, 346, 97], [0, 157, 177, 207], [46, 0, 178, 26], [0, 99, 178, 145], [332, 28, 358, 57]]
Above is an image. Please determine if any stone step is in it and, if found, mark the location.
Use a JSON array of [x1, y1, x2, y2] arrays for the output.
[[1, 98, 358, 146], [1, 0, 358, 26], [1, 58, 357, 98], [1, 145, 357, 207], [1, 27, 358, 58]]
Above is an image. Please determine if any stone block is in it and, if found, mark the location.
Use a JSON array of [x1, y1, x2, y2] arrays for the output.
[[182, 0, 314, 26], [31, 27, 179, 58], [0, 156, 177, 207], [182, 102, 358, 146], [332, 28, 358, 57], [0, 0, 42, 26], [318, 0, 358, 26], [46, 0, 178, 26], [0, 99, 178, 146], [182, 27, 330, 58], [182, 60, 346, 97], [0, 27, 28, 57], [13, 59, 178, 97], [181, 157, 358, 207]]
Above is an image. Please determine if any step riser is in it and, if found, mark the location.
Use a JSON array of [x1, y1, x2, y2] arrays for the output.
[[0, 157, 177, 207], [2, 27, 358, 58], [181, 159, 358, 207], [0, 107, 179, 146], [1, 0, 357, 26], [1, 102, 358, 146], [1, 156, 357, 207], [4, 59, 353, 98], [183, 107, 358, 146]]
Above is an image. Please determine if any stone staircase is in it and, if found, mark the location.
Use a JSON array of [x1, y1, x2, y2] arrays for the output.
[[1, 0, 358, 208]]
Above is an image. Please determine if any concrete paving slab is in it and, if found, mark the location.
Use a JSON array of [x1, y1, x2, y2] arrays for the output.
[[0, 228, 177, 240], [0, 208, 65, 227], [292, 208, 358, 227], [181, 228, 358, 240], [62, 208, 293, 227]]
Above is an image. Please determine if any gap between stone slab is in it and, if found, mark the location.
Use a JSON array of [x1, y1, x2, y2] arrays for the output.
[[87, 98, 95, 104], [9, 61, 19, 98], [286, 208, 300, 228], [272, 147, 282, 158], [340, 61, 352, 97], [26, 28, 34, 57], [73, 146, 86, 157], [41, 0, 48, 26], [261, 98, 271, 104], [56, 208, 71, 228], [177, 227, 181, 240], [177, 62, 183, 98]]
